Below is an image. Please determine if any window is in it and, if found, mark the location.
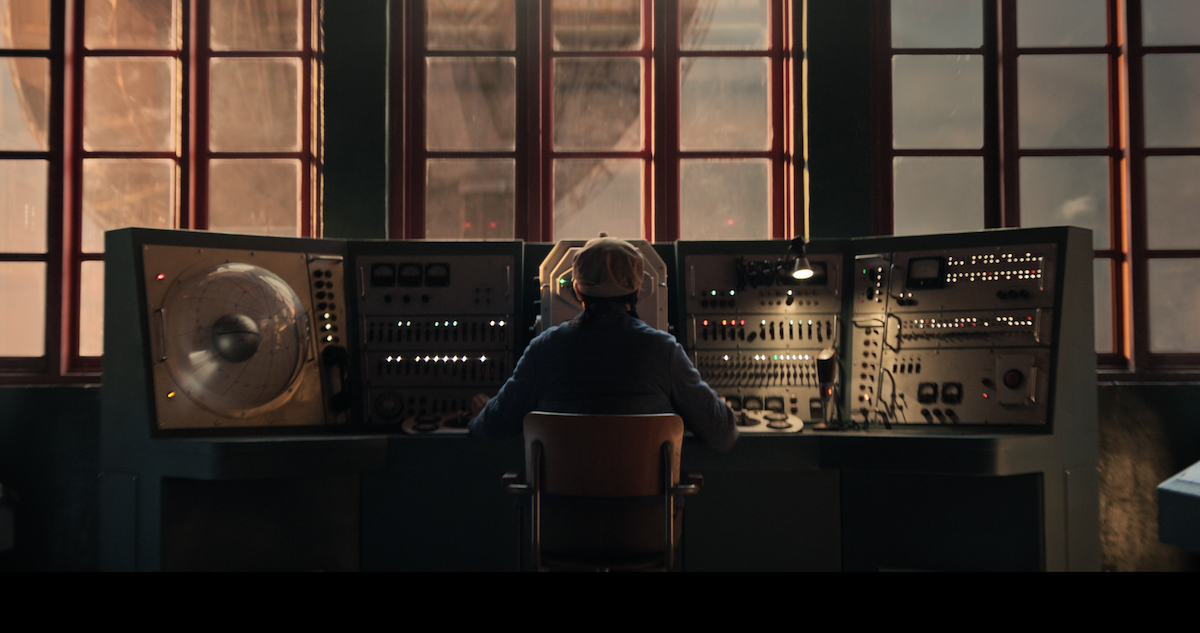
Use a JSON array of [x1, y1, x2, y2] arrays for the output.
[[875, 0, 1199, 375], [0, 0, 321, 383], [393, 0, 796, 242]]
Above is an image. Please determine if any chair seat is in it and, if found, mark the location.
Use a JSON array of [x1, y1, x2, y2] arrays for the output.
[[503, 412, 701, 571], [540, 504, 683, 562]]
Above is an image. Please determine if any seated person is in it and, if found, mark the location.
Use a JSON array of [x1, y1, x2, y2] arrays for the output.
[[468, 237, 737, 452]]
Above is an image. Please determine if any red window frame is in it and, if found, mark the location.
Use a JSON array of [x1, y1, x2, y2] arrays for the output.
[[0, 0, 321, 385], [871, 0, 1160, 374], [391, 0, 796, 243]]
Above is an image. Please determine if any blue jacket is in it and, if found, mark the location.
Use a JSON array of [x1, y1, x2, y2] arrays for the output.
[[468, 301, 738, 452]]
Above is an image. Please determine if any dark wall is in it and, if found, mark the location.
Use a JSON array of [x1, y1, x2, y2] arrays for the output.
[[0, 0, 1196, 572], [807, 0, 875, 238], [0, 387, 100, 571], [322, 0, 390, 240]]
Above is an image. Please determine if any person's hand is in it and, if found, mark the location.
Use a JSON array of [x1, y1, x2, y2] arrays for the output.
[[470, 393, 491, 416]]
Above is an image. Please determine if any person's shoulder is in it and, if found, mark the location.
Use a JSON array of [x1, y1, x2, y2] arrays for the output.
[[526, 321, 575, 349], [627, 318, 682, 346]]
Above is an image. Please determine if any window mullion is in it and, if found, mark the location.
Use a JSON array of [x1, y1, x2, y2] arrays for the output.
[[187, 0, 206, 230], [655, 0, 680, 242], [61, 0, 87, 372]]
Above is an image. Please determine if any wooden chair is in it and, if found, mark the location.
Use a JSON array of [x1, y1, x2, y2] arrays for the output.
[[502, 412, 702, 571]]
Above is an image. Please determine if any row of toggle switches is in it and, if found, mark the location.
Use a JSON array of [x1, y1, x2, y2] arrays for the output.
[[696, 318, 835, 345], [696, 356, 824, 388]]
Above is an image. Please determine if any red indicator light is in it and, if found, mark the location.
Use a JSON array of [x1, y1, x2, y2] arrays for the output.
[[156, 273, 165, 280]]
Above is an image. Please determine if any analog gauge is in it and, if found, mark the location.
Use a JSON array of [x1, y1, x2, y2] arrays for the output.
[[161, 262, 310, 418]]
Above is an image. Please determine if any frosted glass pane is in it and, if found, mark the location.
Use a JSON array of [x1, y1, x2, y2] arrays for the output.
[[0, 0, 50, 49], [84, 57, 175, 151], [1144, 54, 1200, 148], [1146, 156, 1200, 250], [891, 0, 982, 49], [1017, 0, 1107, 47], [426, 159, 514, 240], [210, 0, 300, 51], [82, 159, 175, 253], [1095, 259, 1113, 354], [680, 57, 769, 151], [427, 0, 515, 51], [1149, 259, 1200, 353], [892, 55, 983, 149], [208, 159, 300, 237], [79, 261, 104, 357], [210, 58, 300, 152], [893, 157, 983, 235], [554, 159, 642, 241], [554, 58, 641, 151], [680, 159, 769, 240], [1019, 55, 1108, 149], [0, 57, 49, 150], [1019, 157, 1109, 249], [85, 0, 177, 50], [0, 261, 44, 356], [0, 160, 46, 253], [1143, 0, 1200, 45], [680, 0, 768, 51], [554, 0, 641, 51], [426, 57, 516, 151]]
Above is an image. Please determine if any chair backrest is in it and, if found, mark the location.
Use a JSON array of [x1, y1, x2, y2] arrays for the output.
[[523, 412, 684, 497]]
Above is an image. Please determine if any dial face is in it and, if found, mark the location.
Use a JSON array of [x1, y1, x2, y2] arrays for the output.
[[161, 262, 310, 418]]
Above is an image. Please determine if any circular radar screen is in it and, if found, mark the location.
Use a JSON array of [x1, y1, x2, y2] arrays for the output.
[[162, 262, 310, 418]]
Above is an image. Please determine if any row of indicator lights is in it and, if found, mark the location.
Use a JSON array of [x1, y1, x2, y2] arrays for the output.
[[950, 254, 1044, 265], [947, 271, 1042, 281], [384, 355, 490, 362], [393, 320, 506, 327], [907, 316, 1035, 328], [706, 289, 802, 298], [701, 318, 819, 327], [717, 354, 815, 361], [321, 311, 338, 342]]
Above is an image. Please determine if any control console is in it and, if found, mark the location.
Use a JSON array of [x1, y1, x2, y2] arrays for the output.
[[677, 241, 846, 432], [848, 240, 1059, 428], [351, 242, 522, 433]]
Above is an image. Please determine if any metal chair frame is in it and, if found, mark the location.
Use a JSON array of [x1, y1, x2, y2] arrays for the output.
[[503, 412, 702, 571]]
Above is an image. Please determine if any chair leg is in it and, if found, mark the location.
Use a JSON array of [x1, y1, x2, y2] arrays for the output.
[[662, 441, 674, 571], [532, 441, 543, 571]]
